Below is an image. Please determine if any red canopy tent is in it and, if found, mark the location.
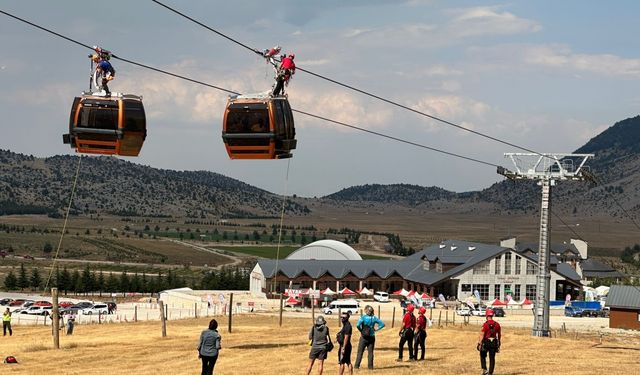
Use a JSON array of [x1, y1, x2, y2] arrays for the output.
[[488, 298, 506, 306], [340, 287, 356, 295], [285, 296, 299, 305], [419, 293, 431, 300], [407, 290, 416, 297], [520, 297, 533, 305]]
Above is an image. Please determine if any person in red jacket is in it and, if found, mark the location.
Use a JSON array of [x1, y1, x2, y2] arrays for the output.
[[396, 303, 416, 361], [272, 54, 296, 96], [413, 306, 428, 360], [477, 309, 502, 375]]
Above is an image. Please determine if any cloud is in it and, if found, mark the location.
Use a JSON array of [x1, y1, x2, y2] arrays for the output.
[[446, 6, 542, 38], [411, 95, 491, 133]]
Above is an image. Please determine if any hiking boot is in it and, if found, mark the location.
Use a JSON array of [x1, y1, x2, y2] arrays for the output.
[[395, 358, 403, 362]]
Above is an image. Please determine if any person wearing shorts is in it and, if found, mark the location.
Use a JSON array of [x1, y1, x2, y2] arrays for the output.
[[307, 316, 330, 375], [338, 312, 353, 375]]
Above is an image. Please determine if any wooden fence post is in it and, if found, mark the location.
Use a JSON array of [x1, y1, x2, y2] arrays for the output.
[[159, 300, 167, 338], [391, 307, 396, 328], [52, 287, 60, 349], [279, 293, 284, 327], [228, 293, 233, 333]]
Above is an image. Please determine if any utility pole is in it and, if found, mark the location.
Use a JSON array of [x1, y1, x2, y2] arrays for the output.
[[498, 153, 593, 337]]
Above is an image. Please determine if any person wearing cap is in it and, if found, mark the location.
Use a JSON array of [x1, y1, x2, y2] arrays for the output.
[[337, 312, 353, 375], [397, 303, 416, 362], [477, 308, 502, 375], [307, 315, 330, 375], [354, 305, 385, 370], [413, 306, 428, 360]]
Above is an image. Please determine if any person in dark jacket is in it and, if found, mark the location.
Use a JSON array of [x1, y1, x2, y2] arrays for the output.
[[338, 312, 353, 375], [307, 315, 330, 375], [198, 319, 222, 375]]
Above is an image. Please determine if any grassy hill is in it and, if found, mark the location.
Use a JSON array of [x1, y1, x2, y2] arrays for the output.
[[0, 150, 310, 219]]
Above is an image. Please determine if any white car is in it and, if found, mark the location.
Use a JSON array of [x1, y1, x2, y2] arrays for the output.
[[373, 291, 389, 302], [322, 299, 360, 315], [21, 306, 52, 316], [455, 308, 472, 316], [82, 303, 109, 315], [471, 307, 487, 317]]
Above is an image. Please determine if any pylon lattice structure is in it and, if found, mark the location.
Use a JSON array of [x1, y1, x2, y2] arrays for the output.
[[497, 153, 593, 337]]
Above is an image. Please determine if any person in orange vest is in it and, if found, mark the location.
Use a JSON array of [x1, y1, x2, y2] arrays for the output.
[[396, 303, 416, 361], [413, 306, 428, 360], [477, 308, 502, 375]]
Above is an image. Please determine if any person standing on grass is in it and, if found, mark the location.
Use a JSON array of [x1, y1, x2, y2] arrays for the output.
[[413, 306, 428, 360], [2, 308, 12, 336], [354, 305, 385, 370], [198, 319, 222, 375], [337, 312, 353, 375], [66, 312, 76, 335], [477, 309, 501, 375], [397, 303, 416, 362], [307, 315, 330, 375]]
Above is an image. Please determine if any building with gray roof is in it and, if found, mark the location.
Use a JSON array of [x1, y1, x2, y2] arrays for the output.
[[250, 239, 583, 302], [607, 285, 640, 330]]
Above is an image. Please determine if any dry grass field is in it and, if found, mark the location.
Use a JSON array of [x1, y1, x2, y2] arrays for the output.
[[1, 314, 638, 375]]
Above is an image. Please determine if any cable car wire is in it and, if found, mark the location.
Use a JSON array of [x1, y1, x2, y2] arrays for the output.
[[0, 8, 501, 169], [0, 8, 623, 243], [43, 155, 83, 291], [149, 0, 547, 158]]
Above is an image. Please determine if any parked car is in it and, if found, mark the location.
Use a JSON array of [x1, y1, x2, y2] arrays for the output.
[[22, 306, 52, 316], [471, 307, 488, 317], [58, 301, 74, 308], [322, 299, 360, 315], [74, 302, 94, 309], [456, 307, 472, 316], [82, 303, 108, 315], [33, 300, 53, 307], [492, 307, 506, 317], [373, 291, 390, 302], [8, 299, 25, 307], [0, 298, 13, 306], [564, 306, 583, 317]]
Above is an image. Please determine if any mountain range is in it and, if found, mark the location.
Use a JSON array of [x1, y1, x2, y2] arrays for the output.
[[1, 115, 639, 220]]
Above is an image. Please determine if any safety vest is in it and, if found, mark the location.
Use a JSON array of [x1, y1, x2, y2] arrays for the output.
[[2, 313, 11, 322]]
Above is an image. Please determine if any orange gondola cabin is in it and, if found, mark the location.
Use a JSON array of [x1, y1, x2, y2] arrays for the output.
[[63, 93, 146, 156], [222, 94, 296, 159]]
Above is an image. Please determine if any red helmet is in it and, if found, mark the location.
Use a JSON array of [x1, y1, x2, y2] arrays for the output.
[[288, 53, 295, 59], [419, 306, 426, 315], [486, 309, 494, 317], [407, 304, 415, 312]]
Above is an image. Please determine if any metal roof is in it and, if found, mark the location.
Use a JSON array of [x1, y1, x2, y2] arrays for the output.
[[606, 285, 640, 309]]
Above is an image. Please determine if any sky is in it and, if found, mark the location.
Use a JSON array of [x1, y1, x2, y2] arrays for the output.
[[1, 0, 639, 197]]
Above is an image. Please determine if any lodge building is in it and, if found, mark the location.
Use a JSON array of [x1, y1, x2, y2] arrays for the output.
[[250, 237, 622, 302]]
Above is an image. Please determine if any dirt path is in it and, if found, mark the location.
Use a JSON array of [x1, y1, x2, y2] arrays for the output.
[[163, 239, 243, 269]]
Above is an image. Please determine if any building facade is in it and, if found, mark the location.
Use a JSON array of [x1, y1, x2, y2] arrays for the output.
[[607, 285, 640, 330]]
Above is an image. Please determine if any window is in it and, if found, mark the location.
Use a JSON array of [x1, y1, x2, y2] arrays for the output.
[[461, 284, 471, 292], [515, 255, 522, 275], [494, 284, 501, 300], [473, 261, 490, 275], [436, 261, 442, 273], [123, 100, 146, 131], [494, 256, 501, 275], [514, 285, 521, 300], [504, 284, 512, 299], [526, 285, 537, 300], [475, 284, 490, 300], [526, 261, 536, 275], [504, 252, 512, 274]]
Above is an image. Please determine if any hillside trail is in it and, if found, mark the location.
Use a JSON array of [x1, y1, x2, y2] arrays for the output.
[[162, 238, 242, 269], [359, 234, 404, 259]]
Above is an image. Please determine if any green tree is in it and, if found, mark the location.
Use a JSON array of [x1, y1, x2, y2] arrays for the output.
[[130, 273, 141, 292], [4, 270, 17, 290], [70, 270, 82, 293], [105, 272, 119, 292], [43, 242, 53, 254], [119, 271, 130, 292], [17, 264, 29, 290], [81, 265, 95, 292], [96, 271, 106, 294], [30, 268, 42, 289], [58, 267, 72, 294]]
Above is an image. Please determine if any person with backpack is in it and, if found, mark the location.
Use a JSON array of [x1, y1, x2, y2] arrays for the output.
[[413, 306, 428, 360], [354, 305, 385, 370], [337, 312, 353, 375], [307, 315, 331, 375], [197, 319, 222, 375], [477, 309, 502, 375], [397, 303, 416, 361]]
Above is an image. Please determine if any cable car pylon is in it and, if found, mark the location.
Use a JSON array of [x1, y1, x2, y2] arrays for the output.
[[497, 152, 593, 337]]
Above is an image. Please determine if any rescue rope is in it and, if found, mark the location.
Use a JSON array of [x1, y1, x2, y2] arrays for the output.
[[43, 155, 83, 291], [273, 158, 291, 296]]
